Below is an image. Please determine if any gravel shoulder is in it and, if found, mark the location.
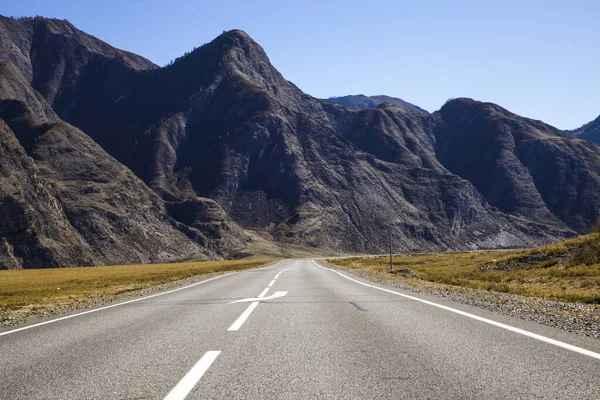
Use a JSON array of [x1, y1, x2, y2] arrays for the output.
[[320, 260, 600, 339]]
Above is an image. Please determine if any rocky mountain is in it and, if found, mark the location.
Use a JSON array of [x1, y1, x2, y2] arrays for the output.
[[435, 99, 600, 233], [0, 19, 217, 269], [323, 94, 428, 114], [1, 15, 600, 268], [569, 114, 600, 145]]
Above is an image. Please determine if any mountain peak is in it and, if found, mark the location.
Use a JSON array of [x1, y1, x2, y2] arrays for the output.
[[172, 28, 268, 70], [212, 29, 262, 51], [0, 15, 157, 73], [439, 97, 504, 118], [440, 97, 479, 108], [223, 29, 252, 40]]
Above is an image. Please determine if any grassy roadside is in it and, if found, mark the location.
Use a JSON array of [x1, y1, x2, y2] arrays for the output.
[[329, 234, 600, 304], [0, 259, 274, 325]]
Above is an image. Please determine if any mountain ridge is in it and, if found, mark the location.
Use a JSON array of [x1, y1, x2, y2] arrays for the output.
[[569, 114, 600, 145], [1, 19, 599, 268], [49, 28, 582, 249], [323, 94, 429, 114]]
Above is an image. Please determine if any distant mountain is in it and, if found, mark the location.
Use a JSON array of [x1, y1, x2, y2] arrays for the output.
[[2, 16, 600, 268], [569, 114, 600, 145], [323, 94, 428, 114]]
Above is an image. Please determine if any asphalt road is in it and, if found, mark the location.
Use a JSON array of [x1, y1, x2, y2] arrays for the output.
[[1, 259, 599, 399]]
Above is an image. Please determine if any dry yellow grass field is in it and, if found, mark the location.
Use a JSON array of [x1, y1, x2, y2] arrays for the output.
[[0, 259, 273, 323], [330, 234, 600, 304]]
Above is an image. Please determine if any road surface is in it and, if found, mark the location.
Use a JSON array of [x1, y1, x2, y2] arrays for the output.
[[1, 259, 599, 399]]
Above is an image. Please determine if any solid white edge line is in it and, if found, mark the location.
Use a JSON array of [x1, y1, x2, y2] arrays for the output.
[[163, 350, 221, 400], [1, 260, 287, 337], [0, 273, 234, 337], [227, 302, 259, 331], [311, 260, 600, 361]]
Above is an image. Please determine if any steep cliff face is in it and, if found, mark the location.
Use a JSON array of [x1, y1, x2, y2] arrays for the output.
[[0, 61, 213, 269], [1, 18, 599, 263], [0, 118, 92, 269]]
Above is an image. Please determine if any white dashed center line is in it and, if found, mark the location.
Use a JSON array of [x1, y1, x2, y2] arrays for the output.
[[163, 351, 221, 400], [227, 263, 293, 331], [227, 302, 259, 331]]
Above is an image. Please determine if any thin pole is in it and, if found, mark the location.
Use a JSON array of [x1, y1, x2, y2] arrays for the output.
[[389, 229, 393, 271]]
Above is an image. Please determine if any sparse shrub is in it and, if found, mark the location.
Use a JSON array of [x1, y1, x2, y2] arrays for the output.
[[571, 241, 600, 266], [539, 259, 558, 268], [581, 296, 600, 305], [531, 243, 568, 256]]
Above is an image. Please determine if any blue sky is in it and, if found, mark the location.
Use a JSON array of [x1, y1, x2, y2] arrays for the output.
[[3, 0, 599, 129]]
